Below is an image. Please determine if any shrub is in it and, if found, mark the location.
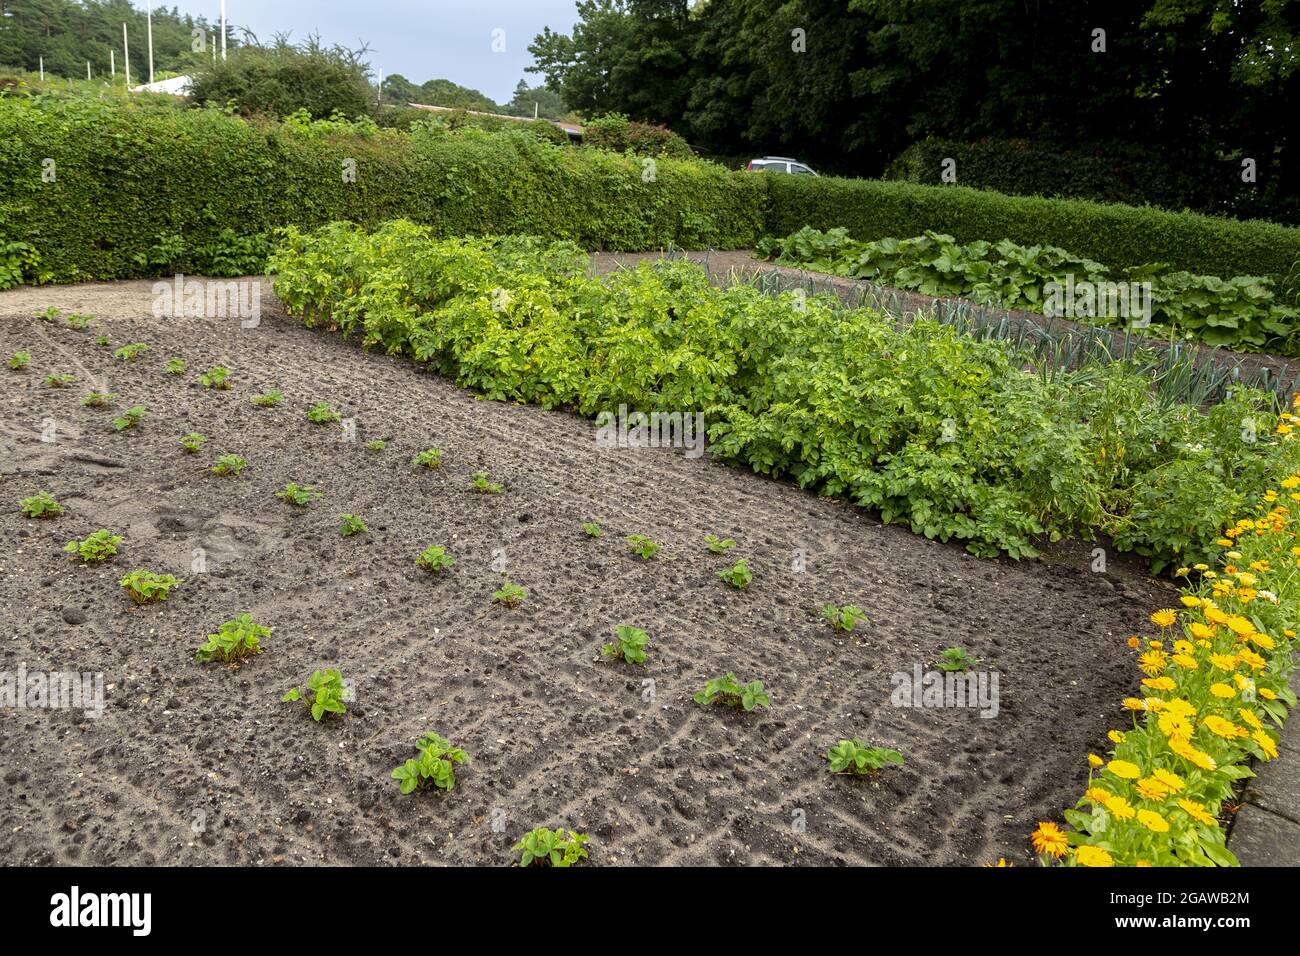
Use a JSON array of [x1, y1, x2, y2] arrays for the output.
[[119, 569, 181, 604], [64, 529, 122, 562], [195, 613, 270, 663], [391, 732, 470, 793], [19, 490, 62, 518], [282, 668, 348, 721], [582, 112, 694, 160], [513, 828, 589, 867]]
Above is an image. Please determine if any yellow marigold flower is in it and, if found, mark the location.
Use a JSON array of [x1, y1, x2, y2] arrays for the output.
[[1088, 753, 1104, 768], [1194, 563, 1210, 571], [1158, 711, 1194, 739], [1239, 648, 1267, 671], [1217, 539, 1236, 548], [1211, 580, 1234, 597], [1165, 698, 1197, 717], [1209, 653, 1238, 672], [1144, 697, 1167, 712], [1137, 809, 1170, 833], [1286, 629, 1296, 638], [1235, 572, 1258, 587], [1126, 636, 1141, 649], [1253, 729, 1279, 760], [1203, 715, 1246, 740], [1173, 639, 1194, 655], [1189, 622, 1216, 640], [1226, 615, 1255, 636], [1170, 653, 1198, 670], [1138, 649, 1167, 676], [1031, 822, 1069, 858], [1152, 768, 1185, 792], [1084, 786, 1111, 804], [1178, 799, 1216, 826], [1169, 737, 1216, 771], [1260, 687, 1277, 700], [1283, 476, 1300, 488], [1151, 609, 1178, 628], [1142, 676, 1177, 692], [1075, 845, 1114, 867], [1238, 708, 1263, 730], [1210, 682, 1236, 699], [1205, 606, 1229, 625], [1104, 795, 1136, 820], [1175, 567, 1190, 577], [1122, 697, 1147, 711], [1180, 595, 1201, 607], [1106, 759, 1142, 780], [1107, 730, 1126, 745], [1249, 632, 1276, 650], [1237, 588, 1257, 604], [984, 858, 1012, 867], [1147, 640, 1163, 649], [1249, 560, 1270, 572], [1135, 777, 1170, 801]]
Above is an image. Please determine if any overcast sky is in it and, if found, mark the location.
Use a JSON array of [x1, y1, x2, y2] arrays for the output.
[[153, 1, 581, 103]]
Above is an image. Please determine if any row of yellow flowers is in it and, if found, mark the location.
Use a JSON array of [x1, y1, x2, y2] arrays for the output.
[[1030, 464, 1300, 866]]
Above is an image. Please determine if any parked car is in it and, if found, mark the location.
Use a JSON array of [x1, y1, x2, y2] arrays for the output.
[[745, 156, 818, 175]]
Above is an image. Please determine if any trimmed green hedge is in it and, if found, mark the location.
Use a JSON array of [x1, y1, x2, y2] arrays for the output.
[[0, 95, 765, 283], [764, 174, 1300, 291]]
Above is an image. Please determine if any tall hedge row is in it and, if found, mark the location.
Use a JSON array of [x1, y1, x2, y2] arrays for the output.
[[0, 96, 765, 283], [764, 174, 1300, 289]]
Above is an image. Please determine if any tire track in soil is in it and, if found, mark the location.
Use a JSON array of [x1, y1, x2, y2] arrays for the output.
[[1, 299, 1173, 866]]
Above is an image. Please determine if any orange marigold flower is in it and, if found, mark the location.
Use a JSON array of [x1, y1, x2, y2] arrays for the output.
[[1151, 609, 1178, 628], [1031, 822, 1069, 858]]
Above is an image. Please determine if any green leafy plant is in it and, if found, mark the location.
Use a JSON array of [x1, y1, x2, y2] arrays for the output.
[[119, 569, 181, 604], [411, 448, 443, 469], [179, 432, 207, 453], [282, 668, 348, 721], [164, 357, 187, 375], [43, 373, 74, 388], [626, 534, 660, 559], [339, 513, 368, 537], [936, 647, 976, 672], [391, 732, 470, 794], [111, 405, 146, 431], [581, 521, 603, 537], [81, 391, 115, 407], [493, 580, 528, 608], [64, 529, 123, 563], [513, 827, 590, 868], [198, 365, 232, 390], [827, 739, 905, 775], [716, 558, 752, 589], [470, 470, 503, 493], [195, 613, 270, 664], [416, 545, 454, 572], [821, 604, 867, 633], [251, 388, 283, 407], [211, 453, 248, 476], [94, 334, 111, 347], [694, 672, 770, 711], [65, 313, 93, 330], [704, 534, 736, 554], [600, 624, 648, 664], [276, 482, 321, 506], [113, 342, 149, 361], [306, 401, 341, 424], [40, 306, 61, 322], [365, 439, 386, 451], [8, 351, 31, 370], [19, 490, 63, 519]]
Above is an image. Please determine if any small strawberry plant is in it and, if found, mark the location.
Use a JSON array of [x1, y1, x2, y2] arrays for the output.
[[251, 388, 283, 407], [513, 828, 590, 868], [179, 432, 207, 453], [120, 569, 181, 604], [470, 470, 503, 493], [64, 529, 123, 563], [65, 313, 93, 330], [716, 558, 752, 589], [164, 358, 186, 375], [937, 647, 976, 672], [391, 732, 470, 794], [111, 405, 146, 431], [493, 580, 528, 608], [81, 391, 115, 408], [582, 520, 603, 537], [601, 624, 648, 664], [704, 534, 736, 554], [43, 373, 74, 388], [827, 740, 904, 775], [412, 448, 443, 469], [198, 365, 231, 390], [40, 306, 61, 322], [113, 342, 149, 361], [8, 351, 31, 370], [627, 534, 660, 559], [195, 613, 270, 664], [211, 453, 248, 476], [365, 439, 386, 452], [821, 604, 867, 632], [282, 668, 348, 721], [416, 545, 454, 573], [94, 334, 111, 347], [694, 673, 770, 711], [276, 482, 321, 506], [339, 514, 368, 537], [306, 402, 341, 424], [19, 490, 63, 519]]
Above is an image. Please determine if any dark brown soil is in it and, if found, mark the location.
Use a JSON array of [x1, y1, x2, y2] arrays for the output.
[[0, 282, 1177, 867]]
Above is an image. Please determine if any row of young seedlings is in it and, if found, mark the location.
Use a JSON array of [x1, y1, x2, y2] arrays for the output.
[[17, 333, 909, 864]]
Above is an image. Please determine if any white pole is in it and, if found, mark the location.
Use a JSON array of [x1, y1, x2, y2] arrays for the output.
[[39, 56, 44, 80], [87, 61, 91, 81], [220, 0, 227, 60], [123, 24, 130, 89], [146, 2, 154, 85], [110, 49, 115, 78], [534, 102, 538, 120], [377, 67, 383, 105]]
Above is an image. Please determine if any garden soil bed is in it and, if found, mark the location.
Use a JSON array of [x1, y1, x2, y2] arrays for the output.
[[0, 280, 1177, 866]]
